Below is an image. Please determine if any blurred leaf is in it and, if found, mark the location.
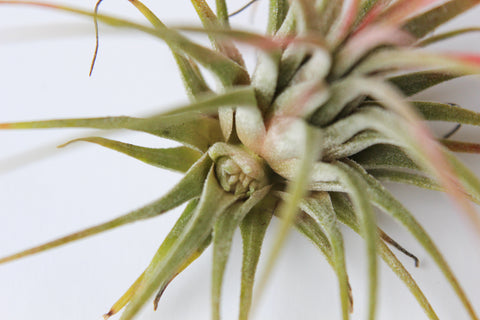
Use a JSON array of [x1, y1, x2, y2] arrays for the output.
[[388, 71, 457, 96], [403, 0, 480, 39], [414, 101, 480, 126], [418, 27, 480, 46]]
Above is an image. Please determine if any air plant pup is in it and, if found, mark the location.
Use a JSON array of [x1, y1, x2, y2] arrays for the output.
[[1, 0, 480, 319]]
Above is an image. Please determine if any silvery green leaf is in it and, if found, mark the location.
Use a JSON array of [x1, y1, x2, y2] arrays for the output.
[[59, 137, 201, 173], [0, 154, 212, 264], [345, 160, 479, 320], [403, 0, 480, 39], [330, 193, 439, 320], [211, 186, 270, 320], [238, 195, 276, 320], [300, 192, 352, 319], [120, 168, 237, 320], [388, 71, 457, 96]]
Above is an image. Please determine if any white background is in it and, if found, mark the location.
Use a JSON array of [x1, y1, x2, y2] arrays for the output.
[[1, 1, 480, 319]]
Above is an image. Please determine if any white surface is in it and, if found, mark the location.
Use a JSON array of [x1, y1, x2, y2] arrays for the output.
[[1, 1, 480, 320]]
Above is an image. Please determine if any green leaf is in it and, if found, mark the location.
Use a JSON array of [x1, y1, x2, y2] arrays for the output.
[[354, 49, 480, 76], [1, 87, 258, 151], [332, 24, 413, 78], [330, 193, 439, 320], [238, 195, 276, 320], [345, 160, 480, 320], [252, 50, 282, 113], [0, 1, 249, 86], [403, 0, 480, 39], [105, 200, 210, 318], [447, 153, 480, 207], [295, 0, 322, 32], [125, 0, 212, 100], [413, 101, 480, 126], [356, 0, 381, 24], [388, 71, 458, 96], [324, 130, 393, 160], [317, 0, 344, 34], [254, 123, 320, 306], [276, 2, 297, 36], [300, 192, 352, 319], [352, 144, 419, 171], [369, 168, 440, 189], [0, 154, 212, 264], [173, 54, 213, 100], [153, 234, 213, 310], [322, 96, 477, 233], [353, 145, 480, 204], [104, 270, 147, 319], [126, 0, 246, 85], [190, 0, 245, 66], [216, 0, 229, 26], [0, 113, 222, 152], [59, 137, 201, 173], [418, 27, 480, 46], [293, 211, 334, 266], [267, 0, 289, 34], [120, 168, 237, 320], [211, 186, 270, 320], [333, 161, 378, 320]]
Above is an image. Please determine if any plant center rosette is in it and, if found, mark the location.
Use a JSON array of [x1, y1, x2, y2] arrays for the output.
[[1, 1, 480, 320]]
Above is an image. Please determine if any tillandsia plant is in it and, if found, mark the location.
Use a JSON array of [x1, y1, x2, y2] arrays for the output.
[[1, 0, 480, 319]]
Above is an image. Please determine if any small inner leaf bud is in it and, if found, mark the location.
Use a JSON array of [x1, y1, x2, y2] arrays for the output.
[[208, 142, 269, 197]]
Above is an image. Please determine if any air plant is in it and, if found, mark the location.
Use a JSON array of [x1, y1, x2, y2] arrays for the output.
[[1, 0, 480, 319]]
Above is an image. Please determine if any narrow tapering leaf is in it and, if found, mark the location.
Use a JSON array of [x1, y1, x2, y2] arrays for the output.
[[403, 0, 480, 39], [190, 0, 245, 65], [331, 193, 439, 320], [238, 195, 276, 320], [126, 0, 212, 99], [0, 1, 249, 86], [0, 154, 212, 264], [388, 71, 458, 96], [267, 0, 289, 34], [254, 123, 320, 309], [293, 211, 334, 266], [0, 113, 222, 152], [354, 49, 480, 76], [153, 235, 213, 310], [413, 101, 480, 126], [333, 161, 378, 320], [324, 131, 393, 160], [216, 0, 229, 26], [104, 271, 146, 319], [120, 168, 237, 320], [352, 144, 419, 171], [318, 0, 344, 33], [60, 137, 201, 173], [211, 187, 270, 320], [418, 27, 480, 46], [346, 160, 479, 320], [106, 200, 207, 318], [300, 192, 351, 319]]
